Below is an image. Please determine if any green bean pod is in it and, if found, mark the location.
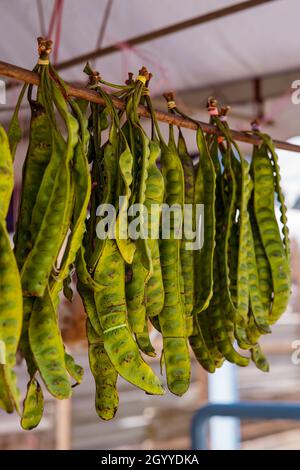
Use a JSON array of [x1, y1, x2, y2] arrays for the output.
[[198, 308, 225, 368], [159, 127, 190, 396], [144, 139, 165, 318], [126, 85, 152, 277], [88, 125, 119, 272], [210, 260, 250, 367], [94, 239, 164, 395], [0, 126, 14, 219], [19, 298, 36, 378], [251, 342, 270, 372], [21, 151, 71, 297], [247, 219, 271, 334], [87, 319, 119, 421], [65, 352, 84, 386], [127, 138, 164, 334], [193, 127, 216, 314], [251, 143, 290, 324], [63, 273, 73, 302], [177, 129, 194, 335], [29, 286, 71, 399], [8, 81, 28, 160], [29, 68, 77, 242], [257, 133, 290, 261], [135, 318, 156, 357], [76, 245, 104, 292], [21, 377, 44, 430], [53, 100, 91, 293], [13, 92, 53, 267], [77, 281, 102, 337], [214, 138, 242, 326], [0, 369, 14, 413], [126, 251, 148, 333], [0, 220, 23, 411], [115, 141, 136, 264], [0, 367, 21, 414], [249, 201, 272, 314], [189, 320, 216, 373], [234, 155, 252, 326], [234, 324, 253, 350], [145, 240, 164, 318]]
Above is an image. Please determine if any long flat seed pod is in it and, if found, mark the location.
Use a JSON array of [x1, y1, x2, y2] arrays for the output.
[[88, 123, 119, 272], [115, 141, 135, 264], [138, 137, 164, 355], [210, 252, 250, 367], [29, 286, 71, 399], [135, 318, 156, 358], [51, 99, 91, 296], [189, 320, 216, 373], [247, 219, 271, 334], [159, 125, 190, 396], [77, 281, 102, 337], [0, 127, 22, 413], [251, 143, 290, 324], [177, 129, 195, 335], [193, 127, 216, 314], [0, 126, 14, 219], [65, 352, 84, 386], [87, 319, 119, 421], [21, 377, 44, 430], [21, 153, 70, 297], [126, 250, 148, 334], [94, 239, 164, 395]]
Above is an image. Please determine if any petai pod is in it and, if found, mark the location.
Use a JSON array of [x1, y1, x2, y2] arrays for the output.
[[94, 239, 164, 395], [158, 123, 190, 396]]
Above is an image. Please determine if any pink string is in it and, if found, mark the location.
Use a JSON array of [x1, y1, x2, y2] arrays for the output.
[[103, 33, 175, 93], [208, 107, 218, 116], [53, 0, 64, 65], [47, 0, 59, 38]]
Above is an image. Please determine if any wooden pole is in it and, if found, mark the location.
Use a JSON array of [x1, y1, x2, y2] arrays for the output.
[[0, 59, 299, 153]]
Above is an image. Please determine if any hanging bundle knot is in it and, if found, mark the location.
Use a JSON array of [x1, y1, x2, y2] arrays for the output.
[[207, 96, 219, 116], [220, 105, 231, 122], [37, 37, 52, 64], [163, 91, 177, 110], [251, 119, 261, 131]]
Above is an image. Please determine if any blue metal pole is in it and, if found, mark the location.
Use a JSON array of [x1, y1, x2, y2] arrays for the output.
[[191, 401, 300, 450]]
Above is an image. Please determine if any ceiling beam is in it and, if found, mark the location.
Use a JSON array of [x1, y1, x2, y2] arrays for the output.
[[168, 67, 299, 110], [56, 0, 276, 71]]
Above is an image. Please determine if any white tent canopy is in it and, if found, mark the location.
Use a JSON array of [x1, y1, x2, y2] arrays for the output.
[[1, 0, 300, 148], [2, 0, 300, 89]]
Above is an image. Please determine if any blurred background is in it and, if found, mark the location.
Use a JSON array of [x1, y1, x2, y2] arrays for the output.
[[1, 0, 300, 450]]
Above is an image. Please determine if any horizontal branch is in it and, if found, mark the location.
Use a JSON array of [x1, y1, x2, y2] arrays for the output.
[[0, 59, 299, 153]]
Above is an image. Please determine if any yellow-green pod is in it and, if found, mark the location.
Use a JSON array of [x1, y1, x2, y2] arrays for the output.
[[126, 251, 148, 334], [0, 367, 14, 413], [87, 319, 119, 421], [29, 286, 71, 399], [94, 239, 164, 395], [0, 126, 14, 219], [159, 127, 191, 396], [65, 352, 84, 386], [0, 219, 23, 413], [21, 377, 44, 430]]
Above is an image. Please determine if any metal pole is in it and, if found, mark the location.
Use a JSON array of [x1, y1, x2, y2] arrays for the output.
[[191, 402, 300, 450]]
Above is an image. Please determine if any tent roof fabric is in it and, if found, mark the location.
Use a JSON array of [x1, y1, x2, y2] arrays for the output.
[[1, 0, 299, 147], [1, 0, 299, 93]]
